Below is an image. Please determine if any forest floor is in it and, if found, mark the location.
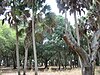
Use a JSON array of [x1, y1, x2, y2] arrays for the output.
[[0, 66, 100, 75]]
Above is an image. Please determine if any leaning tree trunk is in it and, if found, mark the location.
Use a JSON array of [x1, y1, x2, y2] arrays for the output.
[[63, 34, 96, 75], [74, 11, 95, 75], [15, 25, 20, 75], [64, 10, 100, 75]]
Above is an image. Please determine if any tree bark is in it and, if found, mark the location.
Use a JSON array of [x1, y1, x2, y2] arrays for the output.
[[63, 34, 96, 75], [13, 58, 17, 69], [6, 56, 10, 67], [0, 58, 1, 66], [58, 61, 61, 70], [74, 11, 83, 69], [64, 56, 67, 69], [64, 5, 100, 75], [11, 0, 20, 74], [58, 52, 61, 70], [23, 47, 28, 75], [96, 54, 99, 66], [28, 59, 31, 69], [82, 61, 95, 75], [44, 59, 48, 69], [32, 13, 38, 75], [12, 50, 17, 69], [15, 25, 20, 75], [97, 51, 100, 65]]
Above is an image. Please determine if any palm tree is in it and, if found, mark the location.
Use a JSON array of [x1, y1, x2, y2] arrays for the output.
[[23, 1, 51, 75], [15, 25, 20, 75], [10, 4, 21, 75], [32, 15, 38, 75], [8, 1, 21, 74], [1, 0, 28, 74]]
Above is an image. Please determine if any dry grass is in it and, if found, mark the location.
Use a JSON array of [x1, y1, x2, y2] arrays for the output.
[[1, 67, 100, 75]]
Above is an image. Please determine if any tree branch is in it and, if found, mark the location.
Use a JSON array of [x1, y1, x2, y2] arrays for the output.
[[96, 0, 100, 5], [91, 30, 100, 62], [62, 31, 90, 67]]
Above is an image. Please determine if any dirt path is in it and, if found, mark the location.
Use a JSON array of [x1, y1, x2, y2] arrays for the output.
[[1, 69, 81, 75], [1, 68, 100, 75]]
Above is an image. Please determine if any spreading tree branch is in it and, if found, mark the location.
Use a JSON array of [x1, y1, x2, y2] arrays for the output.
[[62, 31, 90, 67], [91, 30, 100, 62], [64, 10, 90, 67]]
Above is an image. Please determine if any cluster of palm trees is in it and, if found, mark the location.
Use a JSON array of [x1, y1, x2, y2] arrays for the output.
[[0, 0, 100, 75]]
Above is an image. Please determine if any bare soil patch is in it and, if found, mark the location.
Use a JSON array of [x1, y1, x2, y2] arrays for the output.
[[0, 67, 100, 75]]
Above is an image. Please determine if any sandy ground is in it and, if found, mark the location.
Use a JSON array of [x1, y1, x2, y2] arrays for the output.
[[0, 67, 100, 75]]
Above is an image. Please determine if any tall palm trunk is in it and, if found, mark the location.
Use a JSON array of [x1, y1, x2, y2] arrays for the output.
[[32, 14, 38, 75], [23, 47, 28, 75], [15, 25, 20, 75]]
